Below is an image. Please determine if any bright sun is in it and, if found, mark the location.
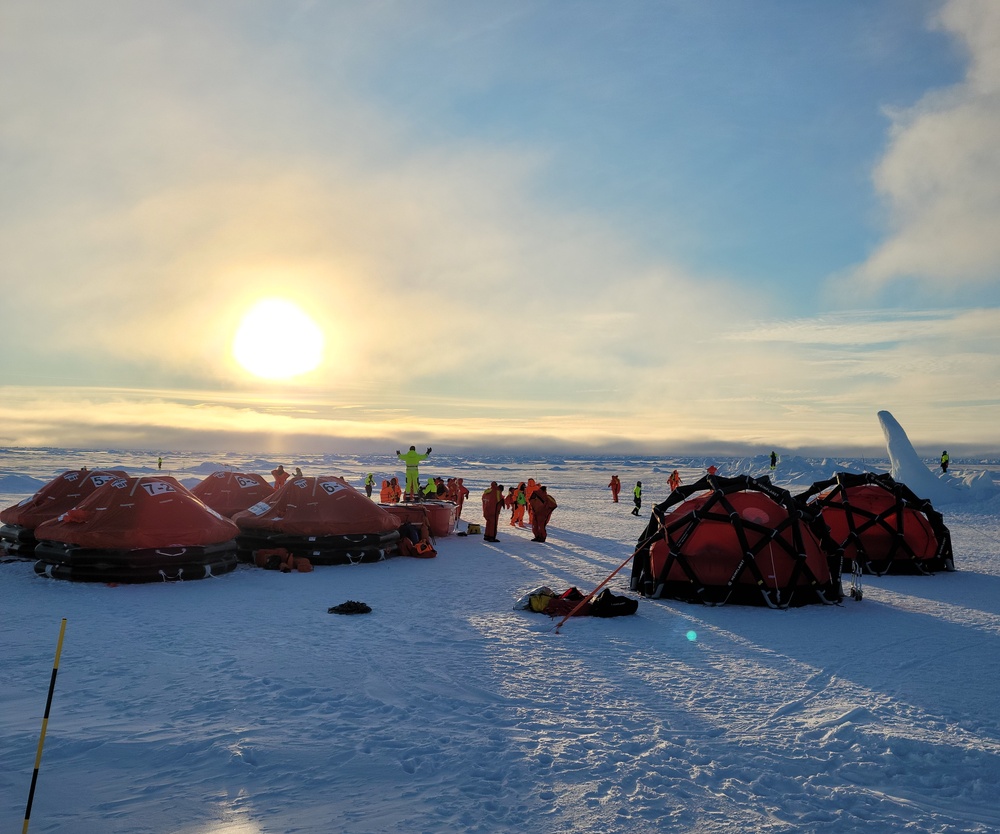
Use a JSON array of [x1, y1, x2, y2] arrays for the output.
[[232, 298, 325, 380]]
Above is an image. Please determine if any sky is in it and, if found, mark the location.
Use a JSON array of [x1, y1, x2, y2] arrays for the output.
[[2, 0, 1000, 456]]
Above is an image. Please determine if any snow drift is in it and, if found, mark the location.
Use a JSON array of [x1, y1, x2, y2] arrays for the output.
[[879, 410, 997, 504]]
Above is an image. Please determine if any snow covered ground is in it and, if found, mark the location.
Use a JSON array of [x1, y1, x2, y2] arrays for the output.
[[2, 446, 999, 834]]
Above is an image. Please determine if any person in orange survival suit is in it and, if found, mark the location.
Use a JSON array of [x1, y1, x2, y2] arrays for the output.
[[389, 477, 403, 503], [481, 481, 505, 543], [668, 470, 681, 491], [455, 477, 469, 517], [525, 478, 539, 525], [608, 475, 621, 503], [511, 483, 528, 527], [504, 486, 517, 524], [528, 485, 557, 542], [271, 465, 289, 490], [379, 479, 391, 503]]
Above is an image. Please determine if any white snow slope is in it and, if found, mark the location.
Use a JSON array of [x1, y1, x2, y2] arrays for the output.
[[879, 410, 998, 505], [2, 447, 1000, 834]]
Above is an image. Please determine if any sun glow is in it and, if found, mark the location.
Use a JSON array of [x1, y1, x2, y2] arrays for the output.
[[232, 298, 325, 380]]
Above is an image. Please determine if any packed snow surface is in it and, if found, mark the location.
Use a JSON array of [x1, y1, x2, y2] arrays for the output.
[[2, 447, 1000, 834]]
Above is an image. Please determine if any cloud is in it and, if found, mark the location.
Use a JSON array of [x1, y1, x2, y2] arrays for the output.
[[3, 2, 997, 453], [850, 0, 1000, 292], [726, 308, 1000, 434], [5, 305, 998, 453], [0, 0, 763, 407]]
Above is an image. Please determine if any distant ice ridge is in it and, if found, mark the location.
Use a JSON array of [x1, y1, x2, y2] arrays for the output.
[[878, 410, 997, 505], [720, 455, 876, 489]]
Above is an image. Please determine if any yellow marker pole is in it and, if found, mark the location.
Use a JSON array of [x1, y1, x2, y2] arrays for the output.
[[22, 618, 67, 834]]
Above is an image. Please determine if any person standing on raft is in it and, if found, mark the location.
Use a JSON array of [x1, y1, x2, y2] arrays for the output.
[[529, 485, 557, 542], [481, 481, 505, 543], [941, 451, 950, 473], [608, 475, 621, 503], [397, 446, 431, 500], [271, 465, 289, 490], [631, 481, 642, 516]]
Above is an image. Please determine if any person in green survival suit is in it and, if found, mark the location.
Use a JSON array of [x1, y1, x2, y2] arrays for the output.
[[397, 445, 431, 500]]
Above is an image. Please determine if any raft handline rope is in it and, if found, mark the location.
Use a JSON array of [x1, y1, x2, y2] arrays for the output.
[[22, 618, 67, 834], [767, 541, 779, 606]]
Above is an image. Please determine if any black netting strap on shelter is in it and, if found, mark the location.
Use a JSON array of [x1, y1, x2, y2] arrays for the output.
[[630, 475, 842, 608], [796, 472, 954, 575]]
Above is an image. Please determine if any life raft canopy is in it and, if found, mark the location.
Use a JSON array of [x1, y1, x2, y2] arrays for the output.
[[795, 471, 954, 576], [0, 469, 127, 558], [630, 473, 843, 608], [31, 475, 240, 583], [233, 475, 402, 566], [190, 470, 275, 518]]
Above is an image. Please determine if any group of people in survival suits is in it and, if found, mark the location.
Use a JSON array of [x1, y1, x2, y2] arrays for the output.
[[270, 464, 303, 490], [608, 475, 644, 515], [481, 479, 557, 543], [379, 473, 471, 511], [374, 447, 473, 517], [388, 444, 557, 544]]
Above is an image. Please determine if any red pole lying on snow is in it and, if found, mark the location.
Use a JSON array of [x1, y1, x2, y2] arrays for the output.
[[551, 513, 668, 633], [551, 548, 639, 634]]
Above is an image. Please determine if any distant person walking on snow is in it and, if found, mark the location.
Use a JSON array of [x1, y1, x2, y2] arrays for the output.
[[157, 457, 163, 470], [770, 451, 778, 471], [941, 451, 950, 473], [608, 475, 621, 503], [631, 481, 642, 516], [668, 470, 681, 491], [397, 446, 431, 500], [364, 473, 375, 497]]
